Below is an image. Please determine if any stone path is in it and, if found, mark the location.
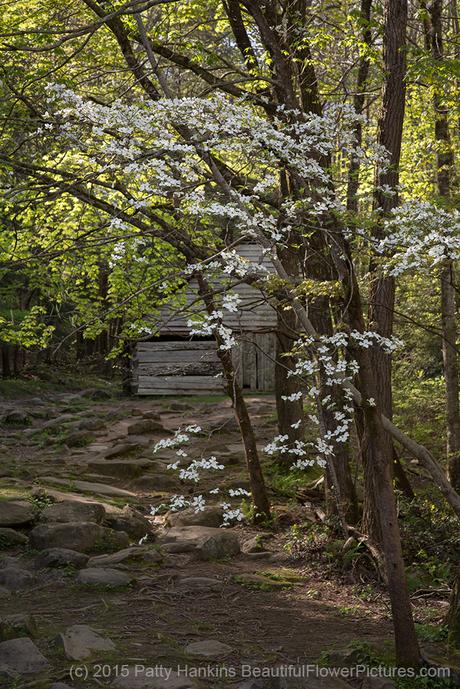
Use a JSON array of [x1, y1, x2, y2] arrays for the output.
[[0, 388, 398, 688]]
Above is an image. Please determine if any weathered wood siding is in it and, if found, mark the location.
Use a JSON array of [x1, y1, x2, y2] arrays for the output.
[[158, 244, 277, 335], [133, 335, 276, 395]]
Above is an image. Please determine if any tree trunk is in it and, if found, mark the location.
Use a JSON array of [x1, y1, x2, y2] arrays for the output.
[[423, 0, 460, 491], [364, 0, 408, 543], [274, 239, 306, 460], [448, 567, 460, 650], [275, 309, 306, 463]]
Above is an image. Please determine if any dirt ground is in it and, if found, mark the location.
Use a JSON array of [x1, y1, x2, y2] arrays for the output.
[[0, 381, 449, 688]]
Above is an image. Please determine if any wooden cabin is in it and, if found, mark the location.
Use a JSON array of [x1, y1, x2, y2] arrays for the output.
[[131, 245, 278, 396]]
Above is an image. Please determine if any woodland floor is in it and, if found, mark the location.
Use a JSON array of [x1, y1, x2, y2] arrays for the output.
[[0, 378, 451, 688]]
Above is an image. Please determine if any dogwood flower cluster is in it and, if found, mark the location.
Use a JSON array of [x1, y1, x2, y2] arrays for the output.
[[265, 329, 402, 469], [151, 424, 250, 524], [379, 201, 460, 276]]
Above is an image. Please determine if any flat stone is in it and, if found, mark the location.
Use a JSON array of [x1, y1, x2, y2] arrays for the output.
[[87, 546, 161, 568], [177, 577, 222, 591], [0, 528, 27, 547], [165, 506, 222, 529], [0, 664, 18, 681], [0, 501, 35, 527], [142, 411, 161, 420], [56, 624, 115, 661], [112, 667, 194, 688], [197, 529, 240, 560], [77, 418, 106, 431], [105, 442, 142, 459], [242, 536, 267, 554], [34, 548, 89, 569], [127, 419, 166, 435], [29, 522, 129, 553], [131, 474, 179, 491], [104, 506, 151, 539], [160, 526, 240, 560], [41, 477, 137, 498], [77, 568, 133, 587], [0, 614, 37, 641], [88, 459, 152, 479], [40, 500, 106, 524], [185, 639, 233, 658], [65, 430, 96, 447], [51, 683, 74, 689], [0, 556, 18, 568], [0, 637, 49, 674], [1, 410, 30, 426], [0, 567, 35, 590]]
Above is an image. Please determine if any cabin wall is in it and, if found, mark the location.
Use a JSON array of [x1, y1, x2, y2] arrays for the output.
[[133, 334, 276, 395]]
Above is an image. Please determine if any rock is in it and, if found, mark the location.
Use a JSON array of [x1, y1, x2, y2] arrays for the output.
[[0, 500, 35, 527], [0, 528, 27, 547], [1, 410, 30, 426], [34, 548, 89, 569], [51, 683, 74, 689], [29, 522, 129, 553], [0, 556, 17, 568], [185, 639, 233, 658], [88, 459, 152, 479], [40, 500, 106, 524], [41, 477, 138, 498], [76, 568, 133, 587], [105, 442, 142, 459], [77, 418, 106, 431], [142, 410, 161, 420], [242, 536, 267, 554], [177, 576, 222, 591], [0, 637, 49, 674], [0, 664, 18, 681], [127, 419, 165, 435], [0, 567, 35, 590], [112, 667, 194, 688], [56, 624, 116, 661], [160, 526, 240, 560], [165, 506, 222, 529], [65, 430, 95, 447], [131, 474, 179, 491], [104, 506, 151, 540], [168, 402, 191, 412], [81, 388, 112, 400], [87, 546, 161, 568], [0, 587, 11, 598], [0, 614, 37, 641]]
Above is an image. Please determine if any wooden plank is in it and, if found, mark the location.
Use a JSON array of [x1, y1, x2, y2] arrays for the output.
[[136, 375, 225, 390], [137, 341, 215, 352], [138, 362, 221, 376], [137, 388, 223, 396], [137, 351, 219, 364]]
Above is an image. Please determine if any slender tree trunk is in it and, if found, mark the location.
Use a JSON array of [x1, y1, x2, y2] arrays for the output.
[[347, 0, 372, 213], [275, 309, 306, 462], [364, 0, 408, 542], [423, 0, 460, 491], [274, 230, 306, 460], [197, 273, 271, 520], [340, 246, 421, 666]]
